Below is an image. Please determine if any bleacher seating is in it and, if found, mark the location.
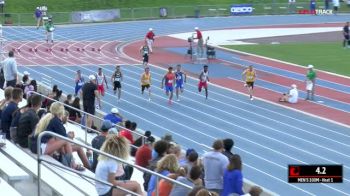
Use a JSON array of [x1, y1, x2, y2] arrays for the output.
[[0, 152, 29, 183], [0, 176, 21, 196]]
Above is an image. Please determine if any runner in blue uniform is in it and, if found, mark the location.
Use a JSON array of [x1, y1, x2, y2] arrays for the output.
[[75, 70, 85, 96], [175, 64, 187, 101]]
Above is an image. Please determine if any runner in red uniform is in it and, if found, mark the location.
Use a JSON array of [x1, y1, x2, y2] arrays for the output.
[[95, 67, 108, 97], [161, 67, 175, 105]]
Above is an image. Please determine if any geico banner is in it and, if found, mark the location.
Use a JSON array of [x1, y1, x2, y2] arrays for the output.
[[230, 4, 253, 15]]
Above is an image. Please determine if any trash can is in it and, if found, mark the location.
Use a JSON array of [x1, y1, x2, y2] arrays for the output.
[[195, 8, 200, 18], [160, 7, 167, 17]]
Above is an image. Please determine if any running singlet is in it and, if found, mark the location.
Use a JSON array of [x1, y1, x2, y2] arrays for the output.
[[142, 46, 149, 55], [165, 73, 175, 86], [200, 71, 209, 82], [175, 72, 184, 83], [96, 73, 105, 85], [76, 77, 84, 86], [141, 73, 151, 85], [113, 71, 122, 82], [245, 70, 255, 82]]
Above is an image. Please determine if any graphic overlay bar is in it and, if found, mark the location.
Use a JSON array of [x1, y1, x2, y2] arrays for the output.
[[288, 165, 342, 183]]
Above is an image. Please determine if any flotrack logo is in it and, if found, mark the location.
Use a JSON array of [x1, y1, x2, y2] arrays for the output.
[[298, 9, 333, 15]]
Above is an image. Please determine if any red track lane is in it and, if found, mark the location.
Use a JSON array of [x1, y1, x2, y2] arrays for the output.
[[212, 78, 350, 126]]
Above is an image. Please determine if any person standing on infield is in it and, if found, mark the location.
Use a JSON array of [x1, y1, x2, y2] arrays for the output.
[[242, 65, 257, 101], [343, 22, 349, 48], [111, 65, 123, 102], [175, 64, 187, 101], [141, 67, 152, 101], [305, 64, 317, 101], [145, 28, 155, 53], [198, 65, 209, 99], [161, 66, 176, 105], [194, 27, 204, 58]]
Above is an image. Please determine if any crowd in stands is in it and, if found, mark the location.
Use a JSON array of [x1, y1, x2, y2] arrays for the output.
[[0, 69, 264, 196]]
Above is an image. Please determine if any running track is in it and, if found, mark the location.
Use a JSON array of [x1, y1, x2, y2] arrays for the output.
[[2, 15, 350, 195]]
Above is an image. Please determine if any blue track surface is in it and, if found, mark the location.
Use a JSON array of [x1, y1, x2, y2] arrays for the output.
[[4, 15, 350, 195]]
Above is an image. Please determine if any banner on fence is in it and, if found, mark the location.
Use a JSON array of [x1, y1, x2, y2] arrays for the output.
[[230, 4, 253, 15], [71, 9, 120, 23]]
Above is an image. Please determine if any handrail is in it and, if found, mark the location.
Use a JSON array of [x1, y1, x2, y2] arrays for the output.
[[30, 91, 148, 142], [37, 131, 193, 196]]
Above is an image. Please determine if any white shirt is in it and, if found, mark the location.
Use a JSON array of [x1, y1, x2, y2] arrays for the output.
[[95, 159, 119, 195], [96, 73, 105, 85], [288, 88, 299, 103], [333, 0, 340, 6], [202, 151, 229, 189], [1, 57, 18, 81]]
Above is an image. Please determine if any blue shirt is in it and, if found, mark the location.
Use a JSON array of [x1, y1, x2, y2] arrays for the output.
[[35, 9, 42, 18], [221, 169, 244, 196], [1, 57, 18, 81], [0, 102, 18, 136], [175, 71, 184, 83], [41, 116, 67, 143], [103, 113, 122, 124]]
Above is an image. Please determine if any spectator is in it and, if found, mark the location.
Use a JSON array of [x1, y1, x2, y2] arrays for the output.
[[104, 107, 123, 124], [17, 95, 42, 148], [20, 73, 30, 92], [333, 0, 339, 14], [279, 84, 299, 103], [248, 186, 263, 196], [222, 155, 244, 196], [0, 86, 13, 113], [0, 64, 4, 89], [147, 154, 179, 196], [180, 149, 199, 173], [202, 139, 229, 194], [288, 0, 296, 13], [1, 51, 18, 87], [135, 136, 155, 168], [195, 188, 219, 196], [1, 88, 22, 139], [143, 139, 169, 191], [91, 120, 113, 172], [188, 186, 205, 196], [24, 79, 37, 99], [68, 97, 82, 123], [33, 102, 84, 171], [119, 120, 134, 144], [82, 75, 100, 128], [34, 7, 42, 29], [162, 133, 173, 143], [152, 167, 187, 196], [222, 138, 234, 159], [170, 166, 203, 196], [132, 130, 151, 156], [168, 143, 181, 160], [305, 65, 316, 101], [95, 135, 143, 195], [64, 94, 73, 106], [10, 95, 32, 142]]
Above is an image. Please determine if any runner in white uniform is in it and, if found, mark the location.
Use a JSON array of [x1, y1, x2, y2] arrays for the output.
[[96, 67, 108, 97]]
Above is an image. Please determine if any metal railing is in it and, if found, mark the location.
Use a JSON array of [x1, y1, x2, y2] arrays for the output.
[[1, 3, 349, 25], [30, 91, 148, 145], [36, 131, 193, 196]]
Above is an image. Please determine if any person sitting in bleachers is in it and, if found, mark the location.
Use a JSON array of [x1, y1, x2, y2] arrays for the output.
[[0, 86, 13, 117], [168, 143, 182, 161], [135, 135, 155, 168], [33, 102, 85, 171], [147, 154, 179, 196], [104, 107, 123, 124], [222, 154, 244, 196], [68, 97, 82, 123], [194, 188, 219, 196], [119, 120, 134, 144], [1, 88, 23, 139], [202, 139, 229, 194], [143, 139, 170, 191], [180, 149, 200, 173], [95, 135, 143, 196], [131, 130, 152, 156], [24, 80, 37, 99], [222, 138, 234, 159], [152, 166, 187, 196], [91, 120, 113, 172], [10, 95, 33, 142], [16, 94, 42, 148], [169, 165, 203, 196]]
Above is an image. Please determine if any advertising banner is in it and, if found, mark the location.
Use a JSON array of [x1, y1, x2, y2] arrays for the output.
[[71, 9, 120, 23], [230, 4, 253, 15]]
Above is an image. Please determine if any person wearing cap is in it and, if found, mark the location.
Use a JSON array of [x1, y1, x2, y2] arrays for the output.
[[145, 28, 155, 53], [91, 120, 113, 172], [279, 84, 299, 103], [81, 74, 100, 128], [103, 107, 123, 124], [193, 27, 204, 57], [305, 65, 316, 101], [34, 7, 43, 29], [135, 136, 155, 168], [44, 17, 55, 44], [20, 71, 30, 93], [74, 70, 85, 97]]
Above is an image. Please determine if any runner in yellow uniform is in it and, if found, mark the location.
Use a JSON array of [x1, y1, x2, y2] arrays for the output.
[[141, 67, 152, 101], [242, 65, 257, 100]]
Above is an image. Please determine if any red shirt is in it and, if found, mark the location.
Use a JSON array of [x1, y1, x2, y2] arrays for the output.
[[135, 144, 152, 168], [196, 30, 202, 39], [165, 73, 175, 87], [119, 129, 134, 144], [146, 31, 155, 40]]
